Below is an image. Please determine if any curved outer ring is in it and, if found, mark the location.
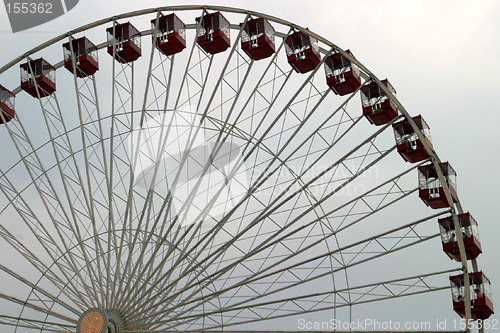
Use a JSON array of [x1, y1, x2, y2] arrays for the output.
[[0, 4, 476, 327]]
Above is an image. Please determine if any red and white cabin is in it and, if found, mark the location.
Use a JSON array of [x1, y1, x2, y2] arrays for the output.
[[360, 79, 398, 125], [63, 37, 99, 78], [450, 272, 494, 320], [438, 213, 482, 261], [20, 58, 56, 98], [324, 50, 361, 96], [106, 22, 142, 63], [418, 162, 458, 209], [0, 85, 15, 124], [152, 13, 186, 56], [392, 115, 433, 163], [285, 30, 321, 74], [240, 18, 275, 61], [195, 12, 231, 55]]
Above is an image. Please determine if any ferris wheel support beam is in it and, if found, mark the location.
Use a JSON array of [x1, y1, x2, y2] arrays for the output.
[[109, 15, 216, 319], [0, 177, 91, 311], [0, 315, 76, 332], [162, 42, 244, 228], [110, 11, 166, 312], [121, 13, 255, 315], [153, 268, 459, 328], [133, 168, 434, 326], [156, 163, 422, 322], [67, 36, 110, 310], [0, 292, 78, 325], [124, 60, 331, 319], [0, 264, 81, 317], [155, 269, 454, 330], [91, 72, 114, 312], [0, 224, 89, 311], [0, 101, 98, 310], [213, 82, 364, 290], [113, 15, 219, 313], [120, 56, 180, 307], [25, 56, 111, 309], [67, 53, 112, 309], [0, 293, 76, 324], [243, 83, 366, 309], [126, 126, 405, 322], [212, 162, 426, 291], [129, 59, 260, 316], [140, 212, 443, 327], [168, 40, 331, 270], [170, 273, 453, 331], [119, 39, 288, 314], [32, 88, 105, 310], [106, 17, 146, 311], [160, 13, 258, 268]]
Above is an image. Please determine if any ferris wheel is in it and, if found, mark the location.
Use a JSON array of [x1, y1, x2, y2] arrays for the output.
[[0, 5, 493, 333]]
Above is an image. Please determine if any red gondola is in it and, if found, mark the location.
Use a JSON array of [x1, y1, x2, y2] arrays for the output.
[[324, 50, 361, 96], [450, 272, 494, 320], [360, 79, 398, 125], [20, 58, 56, 98], [285, 30, 321, 74], [195, 12, 231, 55], [418, 162, 458, 209], [106, 22, 142, 63], [240, 17, 275, 60], [392, 115, 433, 163], [63, 37, 99, 78], [438, 213, 482, 261], [151, 13, 186, 56], [0, 85, 15, 124]]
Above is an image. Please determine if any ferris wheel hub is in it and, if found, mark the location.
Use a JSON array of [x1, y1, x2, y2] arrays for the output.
[[77, 308, 125, 333]]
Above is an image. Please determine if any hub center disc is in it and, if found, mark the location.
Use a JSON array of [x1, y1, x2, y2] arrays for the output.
[[76, 308, 108, 333]]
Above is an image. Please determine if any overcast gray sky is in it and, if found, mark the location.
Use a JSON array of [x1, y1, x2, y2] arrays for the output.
[[0, 0, 498, 331]]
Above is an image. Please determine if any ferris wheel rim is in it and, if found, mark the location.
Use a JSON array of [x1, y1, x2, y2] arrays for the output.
[[0, 5, 482, 332]]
